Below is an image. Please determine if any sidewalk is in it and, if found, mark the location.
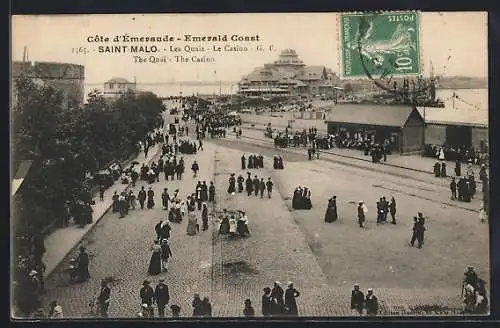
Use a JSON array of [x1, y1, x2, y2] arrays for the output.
[[42, 143, 161, 278], [240, 124, 488, 179]]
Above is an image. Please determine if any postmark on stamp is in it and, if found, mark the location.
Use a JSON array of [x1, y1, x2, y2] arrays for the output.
[[339, 11, 421, 79]]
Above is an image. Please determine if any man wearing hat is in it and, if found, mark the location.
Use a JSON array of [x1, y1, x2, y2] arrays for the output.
[[350, 283, 364, 316], [271, 281, 284, 314], [140, 280, 155, 318], [97, 279, 111, 318], [154, 279, 170, 318], [160, 239, 172, 272], [357, 201, 367, 228], [463, 266, 479, 288], [284, 282, 300, 315], [365, 288, 378, 316]]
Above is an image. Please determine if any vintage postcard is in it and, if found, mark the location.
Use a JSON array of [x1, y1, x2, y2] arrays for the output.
[[11, 12, 489, 319]]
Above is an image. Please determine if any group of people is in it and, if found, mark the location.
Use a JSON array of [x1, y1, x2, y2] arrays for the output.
[[350, 284, 379, 316], [273, 155, 285, 170], [424, 143, 489, 166], [234, 172, 274, 199], [408, 213, 427, 249], [217, 209, 250, 237], [450, 176, 477, 203], [292, 186, 312, 210], [462, 266, 488, 314], [261, 281, 301, 316], [241, 153, 264, 170], [136, 279, 180, 318]]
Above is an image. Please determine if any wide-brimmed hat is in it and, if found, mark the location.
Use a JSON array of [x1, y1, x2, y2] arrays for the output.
[[143, 280, 150, 285], [367, 288, 373, 292]]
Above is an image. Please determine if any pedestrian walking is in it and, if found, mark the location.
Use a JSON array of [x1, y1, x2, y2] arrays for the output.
[[160, 239, 172, 272], [201, 297, 212, 317], [208, 181, 216, 202], [259, 178, 266, 198], [409, 217, 419, 247], [129, 191, 137, 210], [112, 191, 119, 213], [198, 139, 204, 151], [266, 178, 273, 198], [389, 197, 396, 224], [99, 185, 105, 201], [284, 282, 300, 315], [161, 188, 170, 210], [450, 177, 457, 200], [191, 161, 199, 178], [243, 299, 255, 317], [192, 294, 203, 317], [350, 283, 364, 316], [138, 187, 146, 209], [416, 216, 426, 248], [202, 203, 209, 231], [154, 279, 170, 318], [357, 201, 367, 228], [140, 280, 155, 317], [271, 281, 284, 314], [364, 289, 379, 316], [147, 187, 155, 209], [262, 287, 273, 317], [97, 280, 111, 318]]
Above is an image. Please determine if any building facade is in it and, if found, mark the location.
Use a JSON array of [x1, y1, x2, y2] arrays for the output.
[[326, 104, 425, 154], [103, 77, 137, 99], [12, 61, 85, 109], [238, 49, 339, 98]]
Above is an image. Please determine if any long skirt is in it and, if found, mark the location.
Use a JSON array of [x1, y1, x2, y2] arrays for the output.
[[237, 221, 250, 235], [147, 198, 155, 209], [187, 220, 198, 235], [227, 183, 236, 194], [324, 206, 337, 222], [219, 219, 230, 234], [148, 251, 162, 275]]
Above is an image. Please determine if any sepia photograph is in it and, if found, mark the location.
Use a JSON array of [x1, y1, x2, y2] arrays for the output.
[[10, 12, 489, 319]]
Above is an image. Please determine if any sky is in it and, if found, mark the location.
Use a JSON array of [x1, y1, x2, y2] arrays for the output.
[[12, 12, 487, 87]]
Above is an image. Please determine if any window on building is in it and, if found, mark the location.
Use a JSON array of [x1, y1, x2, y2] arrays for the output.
[[109, 83, 114, 89]]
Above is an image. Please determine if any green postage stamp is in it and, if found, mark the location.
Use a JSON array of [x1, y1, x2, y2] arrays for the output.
[[339, 11, 421, 78]]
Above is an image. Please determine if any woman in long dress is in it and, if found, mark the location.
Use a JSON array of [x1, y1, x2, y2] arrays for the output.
[[303, 188, 312, 210], [147, 187, 155, 209], [237, 212, 250, 236], [324, 196, 337, 223], [227, 174, 236, 194], [186, 213, 198, 236], [148, 240, 162, 275], [229, 215, 237, 236], [219, 214, 230, 234]]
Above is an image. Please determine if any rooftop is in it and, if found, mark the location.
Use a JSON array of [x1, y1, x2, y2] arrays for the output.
[[417, 107, 488, 128], [325, 104, 422, 127], [106, 77, 134, 84]]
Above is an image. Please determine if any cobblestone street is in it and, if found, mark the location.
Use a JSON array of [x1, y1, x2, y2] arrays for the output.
[[40, 137, 486, 317]]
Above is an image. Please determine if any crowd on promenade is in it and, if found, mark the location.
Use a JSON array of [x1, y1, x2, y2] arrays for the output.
[[424, 143, 489, 166]]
